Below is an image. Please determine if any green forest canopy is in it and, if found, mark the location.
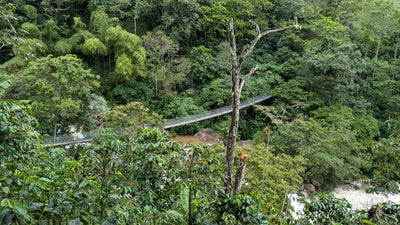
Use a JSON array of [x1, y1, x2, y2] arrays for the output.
[[1, 0, 400, 224]]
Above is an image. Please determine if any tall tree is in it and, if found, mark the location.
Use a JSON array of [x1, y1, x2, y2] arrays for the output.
[[0, 2, 20, 51], [105, 26, 146, 84], [225, 17, 299, 195], [142, 31, 178, 93], [4, 54, 99, 135], [132, 0, 149, 34], [104, 101, 163, 135]]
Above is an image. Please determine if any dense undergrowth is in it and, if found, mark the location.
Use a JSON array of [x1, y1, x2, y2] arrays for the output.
[[2, 0, 400, 223]]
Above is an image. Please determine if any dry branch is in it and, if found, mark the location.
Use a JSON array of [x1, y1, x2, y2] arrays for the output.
[[225, 17, 299, 194]]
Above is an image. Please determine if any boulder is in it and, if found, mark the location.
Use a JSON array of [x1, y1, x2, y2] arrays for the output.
[[304, 183, 316, 193], [195, 128, 223, 144], [297, 191, 306, 197], [298, 183, 305, 192], [353, 182, 363, 190], [311, 179, 321, 187]]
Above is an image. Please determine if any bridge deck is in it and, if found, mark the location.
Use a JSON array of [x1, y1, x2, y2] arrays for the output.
[[43, 93, 272, 145], [163, 93, 272, 128]]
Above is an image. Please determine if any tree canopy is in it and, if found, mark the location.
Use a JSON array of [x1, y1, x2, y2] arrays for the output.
[[2, 0, 400, 223]]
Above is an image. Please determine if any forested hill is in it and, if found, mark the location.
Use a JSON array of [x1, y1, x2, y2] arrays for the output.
[[1, 0, 400, 139], [2, 0, 400, 224]]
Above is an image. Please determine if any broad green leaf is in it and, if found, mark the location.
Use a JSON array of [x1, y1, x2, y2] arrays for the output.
[[36, 180, 48, 190], [79, 180, 87, 189], [64, 161, 80, 167], [87, 180, 100, 190], [1, 199, 15, 208], [1, 163, 13, 167], [180, 183, 189, 213], [13, 200, 30, 221], [361, 219, 376, 225], [115, 171, 127, 180], [39, 177, 51, 183], [0, 80, 11, 97], [1, 187, 9, 194]]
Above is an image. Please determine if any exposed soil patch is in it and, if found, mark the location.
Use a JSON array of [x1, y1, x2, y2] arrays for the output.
[[236, 140, 251, 148], [171, 135, 207, 145], [171, 128, 251, 148]]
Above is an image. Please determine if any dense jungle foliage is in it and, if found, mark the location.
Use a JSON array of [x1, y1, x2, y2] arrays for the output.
[[2, 0, 400, 224]]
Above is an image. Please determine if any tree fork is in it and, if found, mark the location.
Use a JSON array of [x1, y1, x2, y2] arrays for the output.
[[225, 17, 299, 194]]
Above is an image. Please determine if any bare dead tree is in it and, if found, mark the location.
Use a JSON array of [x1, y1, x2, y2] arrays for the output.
[[232, 152, 248, 195], [226, 17, 299, 195]]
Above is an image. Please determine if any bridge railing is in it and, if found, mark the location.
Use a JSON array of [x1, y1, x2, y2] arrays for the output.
[[43, 131, 95, 146], [43, 92, 272, 145], [162, 93, 271, 128]]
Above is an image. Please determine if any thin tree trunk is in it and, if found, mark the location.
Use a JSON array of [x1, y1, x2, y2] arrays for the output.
[[188, 153, 194, 225], [364, 41, 369, 58], [233, 152, 248, 195], [156, 76, 158, 93], [273, 153, 281, 196], [375, 37, 381, 60], [134, 18, 137, 34], [188, 184, 192, 225], [262, 127, 271, 191], [225, 17, 298, 194], [226, 18, 240, 194], [391, 45, 398, 96], [313, 0, 317, 16], [372, 67, 376, 78], [281, 187, 290, 214], [53, 115, 57, 141]]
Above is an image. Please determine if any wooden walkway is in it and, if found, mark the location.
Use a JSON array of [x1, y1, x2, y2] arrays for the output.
[[43, 92, 272, 146], [162, 93, 272, 128]]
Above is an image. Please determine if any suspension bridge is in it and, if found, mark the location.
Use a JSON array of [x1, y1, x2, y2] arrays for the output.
[[43, 92, 272, 146], [163, 92, 271, 128]]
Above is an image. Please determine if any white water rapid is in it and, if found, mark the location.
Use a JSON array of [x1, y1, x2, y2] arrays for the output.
[[289, 183, 400, 220]]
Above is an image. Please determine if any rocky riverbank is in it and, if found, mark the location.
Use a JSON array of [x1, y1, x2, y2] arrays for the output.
[[290, 181, 400, 219]]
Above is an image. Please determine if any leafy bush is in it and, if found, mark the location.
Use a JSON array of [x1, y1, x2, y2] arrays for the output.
[[214, 193, 271, 225], [273, 118, 363, 190], [164, 95, 205, 134], [369, 136, 400, 192], [367, 202, 400, 225], [104, 101, 164, 134], [295, 193, 365, 225], [295, 193, 400, 225], [240, 144, 305, 216]]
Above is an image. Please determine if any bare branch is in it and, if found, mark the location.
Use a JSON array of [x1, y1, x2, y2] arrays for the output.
[[4, 17, 17, 35], [225, 17, 298, 195], [260, 24, 297, 36], [53, 6, 71, 11], [228, 18, 238, 68], [240, 17, 299, 62], [249, 20, 261, 34], [239, 65, 258, 93]]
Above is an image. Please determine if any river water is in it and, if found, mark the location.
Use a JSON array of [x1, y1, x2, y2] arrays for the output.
[[289, 184, 400, 219]]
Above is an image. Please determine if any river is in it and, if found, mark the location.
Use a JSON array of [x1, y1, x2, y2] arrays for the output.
[[290, 183, 400, 219]]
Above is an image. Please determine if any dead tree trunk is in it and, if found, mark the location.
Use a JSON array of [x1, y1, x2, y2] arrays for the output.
[[225, 17, 299, 194], [233, 152, 248, 195]]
